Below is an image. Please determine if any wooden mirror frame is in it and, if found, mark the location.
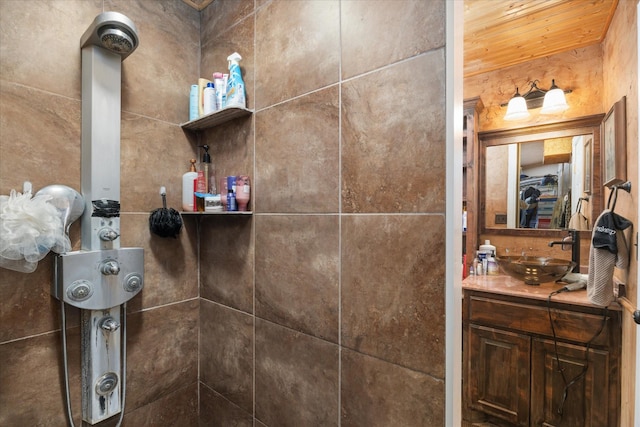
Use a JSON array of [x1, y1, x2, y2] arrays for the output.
[[478, 114, 604, 237]]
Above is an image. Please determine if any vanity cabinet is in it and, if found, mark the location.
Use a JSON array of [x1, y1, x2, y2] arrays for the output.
[[463, 289, 620, 427]]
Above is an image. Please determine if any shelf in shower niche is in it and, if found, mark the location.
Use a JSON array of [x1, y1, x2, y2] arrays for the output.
[[181, 211, 252, 216], [180, 107, 253, 131]]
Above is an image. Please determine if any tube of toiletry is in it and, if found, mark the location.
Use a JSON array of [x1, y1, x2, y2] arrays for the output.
[[182, 159, 198, 211], [203, 82, 216, 115], [225, 52, 246, 108], [189, 85, 199, 120]]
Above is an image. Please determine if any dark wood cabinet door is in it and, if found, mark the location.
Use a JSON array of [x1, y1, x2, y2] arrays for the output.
[[468, 324, 531, 426], [531, 338, 615, 427]]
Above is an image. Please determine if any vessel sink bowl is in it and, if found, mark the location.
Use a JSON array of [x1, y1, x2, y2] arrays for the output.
[[495, 256, 576, 285]]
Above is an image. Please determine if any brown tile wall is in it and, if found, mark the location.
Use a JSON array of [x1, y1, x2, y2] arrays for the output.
[[0, 0, 448, 426], [198, 0, 446, 425], [0, 0, 201, 425]]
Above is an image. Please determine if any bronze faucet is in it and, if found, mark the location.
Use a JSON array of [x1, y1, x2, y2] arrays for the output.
[[548, 229, 580, 273]]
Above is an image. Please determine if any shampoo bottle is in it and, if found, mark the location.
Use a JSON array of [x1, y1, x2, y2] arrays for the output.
[[189, 85, 199, 120], [213, 72, 226, 110], [225, 52, 246, 108], [182, 159, 198, 212], [203, 82, 216, 115]]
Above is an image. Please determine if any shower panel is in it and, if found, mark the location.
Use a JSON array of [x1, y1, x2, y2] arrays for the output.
[[53, 12, 143, 426]]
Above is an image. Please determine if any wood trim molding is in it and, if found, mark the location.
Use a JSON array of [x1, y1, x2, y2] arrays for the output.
[[181, 0, 214, 11]]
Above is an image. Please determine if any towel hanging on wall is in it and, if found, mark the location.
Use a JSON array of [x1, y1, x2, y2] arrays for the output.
[[587, 209, 632, 306]]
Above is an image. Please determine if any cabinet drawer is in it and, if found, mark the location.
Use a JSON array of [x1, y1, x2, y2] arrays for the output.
[[468, 295, 612, 346]]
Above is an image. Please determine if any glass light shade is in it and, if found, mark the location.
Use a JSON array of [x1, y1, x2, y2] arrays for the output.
[[504, 95, 530, 121], [540, 87, 569, 114]]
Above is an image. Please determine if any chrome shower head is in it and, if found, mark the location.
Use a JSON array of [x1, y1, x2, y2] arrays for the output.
[[81, 11, 139, 59]]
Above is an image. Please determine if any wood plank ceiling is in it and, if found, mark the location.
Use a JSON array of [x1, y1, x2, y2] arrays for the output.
[[464, 0, 619, 77]]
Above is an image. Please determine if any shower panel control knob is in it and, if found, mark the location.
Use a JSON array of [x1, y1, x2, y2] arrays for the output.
[[124, 273, 143, 293], [100, 259, 120, 275], [67, 280, 94, 302], [99, 316, 120, 332], [98, 227, 120, 241]]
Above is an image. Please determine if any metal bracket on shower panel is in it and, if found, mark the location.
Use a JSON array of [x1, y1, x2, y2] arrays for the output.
[[82, 306, 121, 424], [53, 248, 144, 310]]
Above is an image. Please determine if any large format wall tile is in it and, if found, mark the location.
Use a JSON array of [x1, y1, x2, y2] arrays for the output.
[[0, 81, 81, 194], [200, 215, 254, 313], [255, 86, 339, 213], [125, 300, 199, 411], [105, 0, 200, 124], [0, 330, 81, 426], [342, 51, 446, 214], [121, 383, 198, 427], [255, 0, 340, 109], [0, 256, 71, 342], [200, 300, 254, 413], [341, 214, 446, 378], [341, 0, 445, 79], [255, 215, 339, 342], [120, 112, 197, 213], [120, 213, 198, 312], [341, 348, 445, 426], [255, 319, 339, 427], [199, 383, 253, 427], [0, 0, 100, 100], [201, 0, 255, 40]]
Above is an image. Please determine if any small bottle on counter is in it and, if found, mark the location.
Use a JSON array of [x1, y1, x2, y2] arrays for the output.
[[472, 253, 481, 276]]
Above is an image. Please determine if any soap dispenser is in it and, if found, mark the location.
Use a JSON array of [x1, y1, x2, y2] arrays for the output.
[[198, 145, 216, 195]]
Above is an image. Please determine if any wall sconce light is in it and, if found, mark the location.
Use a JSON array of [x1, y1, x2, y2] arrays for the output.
[[502, 79, 571, 120]]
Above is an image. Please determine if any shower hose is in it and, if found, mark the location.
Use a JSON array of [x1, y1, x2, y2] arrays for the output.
[[60, 300, 127, 427]]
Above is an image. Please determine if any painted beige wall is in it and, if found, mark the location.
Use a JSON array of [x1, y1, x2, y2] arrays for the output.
[[465, 44, 604, 132], [602, 1, 639, 425]]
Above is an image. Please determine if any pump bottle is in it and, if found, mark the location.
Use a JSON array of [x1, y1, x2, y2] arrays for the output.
[[198, 145, 216, 194]]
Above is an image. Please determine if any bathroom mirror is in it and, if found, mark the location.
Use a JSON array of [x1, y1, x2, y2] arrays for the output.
[[478, 115, 604, 236]]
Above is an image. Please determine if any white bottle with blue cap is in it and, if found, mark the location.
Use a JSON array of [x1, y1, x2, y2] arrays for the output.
[[203, 82, 216, 115]]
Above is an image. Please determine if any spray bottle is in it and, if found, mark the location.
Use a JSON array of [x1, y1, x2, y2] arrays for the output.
[[225, 52, 246, 108]]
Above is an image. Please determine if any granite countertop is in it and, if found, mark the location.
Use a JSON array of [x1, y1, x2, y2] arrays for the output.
[[462, 274, 621, 311]]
